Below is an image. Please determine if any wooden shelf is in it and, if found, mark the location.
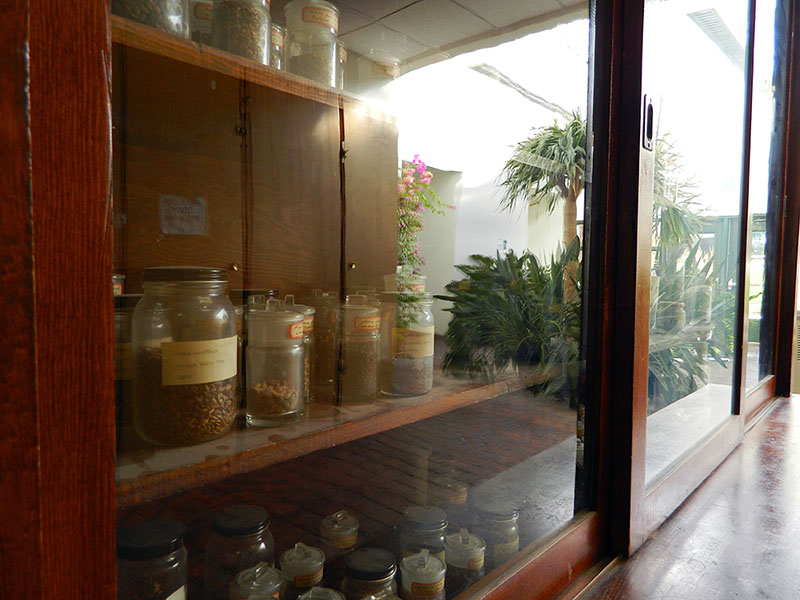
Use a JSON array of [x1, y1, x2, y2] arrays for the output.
[[116, 366, 555, 508]]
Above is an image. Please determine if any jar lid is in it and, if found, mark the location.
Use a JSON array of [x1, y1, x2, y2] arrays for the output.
[[343, 547, 397, 581], [320, 510, 359, 537], [285, 294, 316, 317], [343, 295, 380, 334], [247, 298, 305, 343], [234, 563, 282, 593], [280, 543, 325, 578], [117, 519, 185, 561], [402, 506, 447, 532], [298, 587, 346, 600], [399, 549, 446, 581], [444, 529, 486, 564], [143, 266, 227, 282], [212, 504, 270, 537], [473, 495, 520, 521]]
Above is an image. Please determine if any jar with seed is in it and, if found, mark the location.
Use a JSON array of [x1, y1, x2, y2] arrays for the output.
[[204, 505, 276, 600], [285, 295, 315, 404], [280, 543, 326, 600], [112, 0, 189, 37], [212, 0, 271, 64], [398, 550, 445, 600], [189, 0, 214, 43], [340, 547, 397, 600], [131, 266, 238, 446], [341, 295, 380, 404], [229, 562, 282, 599], [301, 290, 339, 397], [285, 0, 339, 87], [270, 23, 286, 69], [117, 519, 188, 600], [379, 292, 434, 397], [246, 298, 305, 426], [471, 496, 519, 571], [400, 506, 447, 564], [443, 529, 485, 598], [298, 587, 346, 600]]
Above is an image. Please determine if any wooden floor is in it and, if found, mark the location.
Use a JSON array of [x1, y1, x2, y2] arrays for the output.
[[583, 396, 800, 599]]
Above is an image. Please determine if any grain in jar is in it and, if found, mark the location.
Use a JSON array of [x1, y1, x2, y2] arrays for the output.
[[285, 0, 339, 87], [443, 529, 485, 598], [117, 519, 188, 600], [229, 562, 282, 599], [131, 266, 238, 446], [340, 548, 398, 600], [112, 0, 189, 37], [280, 543, 325, 600], [379, 292, 434, 397], [213, 0, 271, 64], [341, 295, 380, 404], [270, 23, 287, 69], [285, 294, 316, 404], [398, 550, 445, 600], [189, 0, 214, 43]]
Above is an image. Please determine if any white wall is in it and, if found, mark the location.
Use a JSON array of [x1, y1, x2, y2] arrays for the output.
[[527, 200, 564, 261]]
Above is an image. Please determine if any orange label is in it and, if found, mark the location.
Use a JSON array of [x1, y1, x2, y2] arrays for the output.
[[294, 567, 323, 588], [302, 316, 314, 334], [354, 316, 380, 331], [302, 6, 338, 32], [193, 2, 213, 20], [326, 532, 357, 549], [112, 282, 124, 296], [468, 555, 485, 570], [272, 27, 285, 48], [289, 322, 305, 340], [410, 576, 444, 596]]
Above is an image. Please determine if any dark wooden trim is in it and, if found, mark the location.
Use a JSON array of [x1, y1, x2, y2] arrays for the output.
[[742, 375, 777, 422], [29, 0, 116, 596], [0, 3, 43, 597]]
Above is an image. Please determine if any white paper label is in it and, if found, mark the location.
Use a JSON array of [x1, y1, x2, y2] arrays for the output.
[[159, 195, 207, 235], [166, 586, 186, 600], [161, 336, 237, 385]]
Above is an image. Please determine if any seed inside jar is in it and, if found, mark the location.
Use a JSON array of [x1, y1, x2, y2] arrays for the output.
[[248, 379, 300, 417]]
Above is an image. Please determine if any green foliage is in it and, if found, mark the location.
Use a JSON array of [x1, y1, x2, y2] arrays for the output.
[[434, 240, 581, 386]]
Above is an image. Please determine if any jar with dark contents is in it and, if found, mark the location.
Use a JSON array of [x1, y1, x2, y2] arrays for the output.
[[131, 266, 238, 446], [341, 295, 380, 404], [246, 298, 305, 426], [400, 506, 447, 564], [471, 497, 519, 571], [112, 0, 189, 37], [229, 562, 282, 599], [298, 588, 346, 600], [117, 519, 187, 600], [399, 550, 445, 600], [270, 23, 286, 69], [340, 548, 397, 600], [212, 0, 271, 64], [443, 529, 485, 598], [301, 290, 340, 399], [204, 505, 276, 600], [285, 295, 316, 404], [280, 543, 326, 600]]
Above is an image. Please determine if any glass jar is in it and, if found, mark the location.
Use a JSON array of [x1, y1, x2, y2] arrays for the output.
[[301, 290, 339, 396], [298, 588, 346, 600], [335, 42, 346, 90], [113, 273, 126, 296], [443, 529, 485, 598], [115, 294, 143, 454], [189, 0, 214, 43], [379, 292, 434, 397], [399, 550, 445, 600], [285, 295, 316, 404], [320, 510, 359, 551], [117, 519, 188, 600], [270, 23, 286, 69], [400, 506, 447, 563], [112, 0, 189, 37], [285, 0, 339, 87], [229, 563, 282, 599], [341, 295, 380, 404], [280, 543, 325, 600], [212, 0, 271, 64], [131, 266, 238, 446], [340, 548, 397, 600], [246, 298, 305, 426], [205, 505, 276, 600], [471, 497, 520, 570]]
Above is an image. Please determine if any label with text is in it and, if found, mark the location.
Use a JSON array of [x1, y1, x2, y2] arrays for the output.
[[354, 316, 380, 331], [159, 194, 207, 235], [289, 322, 305, 340], [468, 555, 485, 571], [409, 576, 445, 596], [161, 336, 237, 386], [294, 567, 323, 588], [272, 27, 285, 48], [301, 6, 338, 32], [391, 326, 434, 358], [302, 316, 314, 334]]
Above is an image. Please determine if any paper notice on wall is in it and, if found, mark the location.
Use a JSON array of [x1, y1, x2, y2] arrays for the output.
[[159, 195, 207, 235]]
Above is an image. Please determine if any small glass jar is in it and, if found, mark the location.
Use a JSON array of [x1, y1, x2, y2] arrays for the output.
[[285, 295, 316, 404], [444, 529, 485, 598], [113, 273, 126, 296], [298, 588, 346, 600], [320, 510, 359, 551], [117, 519, 188, 600], [131, 266, 238, 446], [301, 290, 340, 395], [205, 505, 276, 600], [229, 563, 282, 599], [379, 292, 434, 397], [246, 298, 305, 426], [341, 295, 380, 404], [340, 548, 397, 600], [189, 0, 214, 43], [280, 543, 325, 600], [212, 0, 271, 64], [400, 506, 447, 563], [112, 0, 189, 37], [399, 550, 445, 600], [285, 0, 339, 87], [335, 42, 347, 90], [471, 497, 520, 570], [270, 23, 287, 69]]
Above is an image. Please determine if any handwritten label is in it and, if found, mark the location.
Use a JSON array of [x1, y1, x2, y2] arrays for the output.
[[289, 322, 304, 340], [159, 195, 207, 235], [410, 576, 444, 596], [302, 316, 314, 334], [354, 316, 380, 331], [271, 26, 285, 48], [301, 6, 338, 32], [391, 326, 434, 358], [161, 336, 237, 385]]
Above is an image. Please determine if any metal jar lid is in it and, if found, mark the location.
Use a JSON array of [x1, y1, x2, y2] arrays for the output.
[[143, 266, 227, 282], [343, 547, 397, 582], [402, 506, 447, 532], [246, 298, 305, 344], [212, 504, 270, 537], [117, 519, 185, 561]]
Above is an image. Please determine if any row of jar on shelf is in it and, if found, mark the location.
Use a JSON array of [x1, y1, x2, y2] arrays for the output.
[[112, 0, 347, 88], [114, 266, 435, 448], [118, 496, 522, 600]]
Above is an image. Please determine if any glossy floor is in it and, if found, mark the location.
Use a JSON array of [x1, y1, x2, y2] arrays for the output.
[[584, 396, 800, 599]]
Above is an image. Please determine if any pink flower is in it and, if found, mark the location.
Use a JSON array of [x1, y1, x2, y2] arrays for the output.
[[397, 183, 406, 194]]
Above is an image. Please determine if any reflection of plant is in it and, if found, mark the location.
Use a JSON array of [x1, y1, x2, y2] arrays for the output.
[[435, 240, 581, 388]]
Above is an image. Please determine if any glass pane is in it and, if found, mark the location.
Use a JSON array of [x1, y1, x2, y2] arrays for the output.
[[642, 0, 748, 485], [111, 1, 595, 598], [745, 0, 790, 390]]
